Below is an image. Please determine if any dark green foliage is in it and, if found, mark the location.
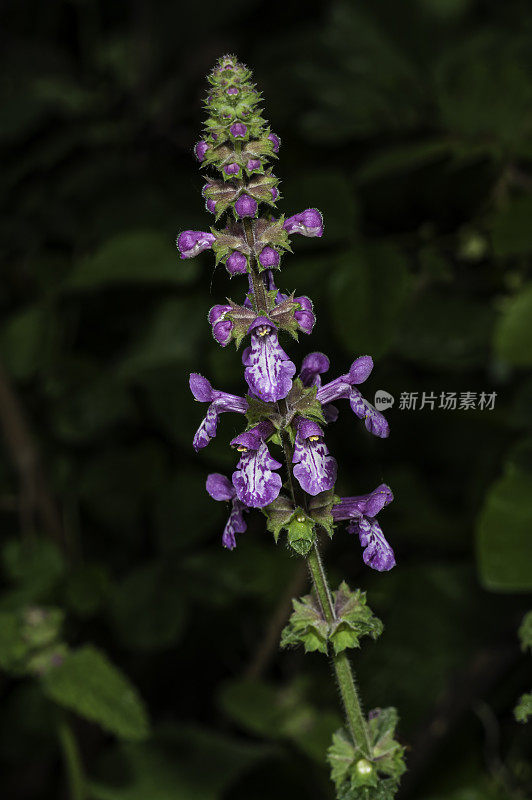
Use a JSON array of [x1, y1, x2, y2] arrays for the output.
[[1, 1, 532, 798]]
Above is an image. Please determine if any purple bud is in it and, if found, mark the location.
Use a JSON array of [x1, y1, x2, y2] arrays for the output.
[[190, 373, 214, 403], [268, 132, 281, 152], [201, 183, 212, 197], [234, 194, 257, 218], [294, 296, 315, 334], [284, 209, 324, 238], [246, 158, 261, 170], [227, 86, 239, 96], [259, 246, 280, 268], [230, 122, 247, 138], [206, 198, 216, 214], [348, 356, 373, 385], [226, 251, 248, 275], [224, 162, 240, 176], [177, 230, 215, 259], [208, 304, 231, 325], [270, 187, 279, 201], [194, 141, 209, 162], [213, 320, 233, 346]]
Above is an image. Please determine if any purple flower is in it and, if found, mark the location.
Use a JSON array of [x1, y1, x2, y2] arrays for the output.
[[226, 251, 248, 276], [292, 418, 337, 496], [333, 485, 395, 572], [315, 356, 388, 434], [271, 187, 279, 201], [194, 141, 209, 162], [294, 296, 315, 334], [230, 122, 247, 138], [300, 352, 330, 388], [247, 158, 261, 170], [205, 198, 216, 214], [177, 231, 215, 259], [268, 132, 281, 152], [349, 389, 389, 438], [284, 209, 323, 238], [235, 194, 257, 218], [206, 473, 248, 550], [190, 373, 248, 452], [242, 317, 296, 402], [224, 162, 240, 176], [259, 246, 280, 268], [227, 86, 239, 96], [208, 304, 234, 346], [231, 424, 282, 508]]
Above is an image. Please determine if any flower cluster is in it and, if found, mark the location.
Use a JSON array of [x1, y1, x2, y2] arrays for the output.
[[177, 54, 395, 571]]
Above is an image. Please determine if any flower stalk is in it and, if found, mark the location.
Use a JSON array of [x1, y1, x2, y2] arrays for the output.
[[178, 54, 405, 799]]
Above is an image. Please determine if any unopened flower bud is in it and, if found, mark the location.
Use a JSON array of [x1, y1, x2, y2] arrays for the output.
[[294, 296, 315, 334], [213, 319, 233, 346], [270, 187, 279, 201], [230, 122, 247, 138], [259, 246, 280, 268], [177, 230, 215, 259], [247, 158, 261, 170], [206, 198, 216, 214], [268, 132, 281, 152], [224, 162, 240, 176], [194, 140, 209, 162], [284, 209, 323, 238], [227, 86, 239, 96], [234, 194, 257, 218], [226, 251, 248, 275]]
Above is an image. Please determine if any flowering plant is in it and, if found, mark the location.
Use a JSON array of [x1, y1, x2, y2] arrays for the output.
[[177, 55, 405, 799]]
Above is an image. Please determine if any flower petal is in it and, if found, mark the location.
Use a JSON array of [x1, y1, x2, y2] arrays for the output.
[[232, 441, 282, 508], [349, 517, 396, 572], [206, 473, 235, 502]]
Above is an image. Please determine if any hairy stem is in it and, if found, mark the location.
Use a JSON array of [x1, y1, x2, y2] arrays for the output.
[[242, 226, 372, 756], [308, 544, 372, 757]]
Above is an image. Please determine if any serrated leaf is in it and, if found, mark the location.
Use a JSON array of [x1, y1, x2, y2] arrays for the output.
[[330, 583, 384, 655], [281, 595, 329, 654], [42, 645, 149, 741], [245, 394, 282, 428]]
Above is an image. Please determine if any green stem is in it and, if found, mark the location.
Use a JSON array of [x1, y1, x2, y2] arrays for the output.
[[308, 545, 372, 757], [56, 711, 86, 800], [242, 213, 372, 758]]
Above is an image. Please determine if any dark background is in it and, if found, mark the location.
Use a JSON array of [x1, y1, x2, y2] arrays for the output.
[[1, 0, 532, 798]]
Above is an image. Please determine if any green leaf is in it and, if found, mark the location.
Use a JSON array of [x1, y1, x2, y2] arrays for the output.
[[42, 645, 149, 741], [219, 677, 340, 762], [110, 561, 185, 651], [328, 708, 405, 799], [0, 305, 57, 380], [116, 299, 204, 379], [1, 538, 65, 608], [281, 595, 329, 654], [477, 469, 532, 591], [518, 611, 532, 652], [356, 139, 451, 184], [398, 290, 494, 369], [66, 230, 198, 290], [0, 606, 64, 675], [308, 490, 340, 537], [515, 692, 532, 723], [330, 583, 383, 655], [494, 284, 532, 366], [330, 246, 411, 359], [90, 724, 267, 800]]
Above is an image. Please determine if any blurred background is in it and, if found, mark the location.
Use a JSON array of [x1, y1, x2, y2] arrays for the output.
[[1, 0, 532, 797]]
